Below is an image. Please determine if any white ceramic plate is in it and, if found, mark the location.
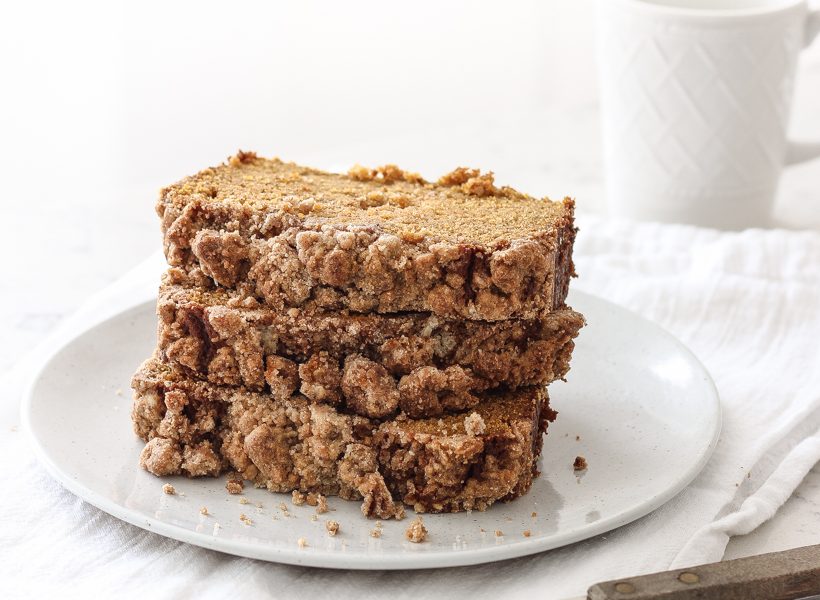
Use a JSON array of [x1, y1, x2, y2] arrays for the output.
[[22, 290, 720, 570]]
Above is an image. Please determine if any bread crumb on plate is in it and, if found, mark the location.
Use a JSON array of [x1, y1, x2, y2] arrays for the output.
[[405, 516, 428, 543], [226, 479, 244, 494]]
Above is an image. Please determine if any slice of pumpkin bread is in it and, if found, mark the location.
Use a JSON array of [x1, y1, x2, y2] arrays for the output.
[[132, 356, 555, 518], [156, 276, 583, 419], [158, 151, 576, 321]]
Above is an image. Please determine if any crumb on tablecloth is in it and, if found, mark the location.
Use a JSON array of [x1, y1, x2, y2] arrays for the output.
[[495, 530, 503, 537], [292, 490, 306, 506], [573, 455, 588, 471], [523, 530, 531, 538], [405, 516, 428, 543], [315, 495, 329, 514], [326, 520, 340, 536], [298, 537, 307, 548], [239, 513, 253, 525], [200, 506, 209, 516], [238, 496, 249, 505], [162, 483, 176, 495]]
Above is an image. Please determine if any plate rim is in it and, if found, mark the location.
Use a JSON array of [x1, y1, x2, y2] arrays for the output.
[[21, 291, 721, 570]]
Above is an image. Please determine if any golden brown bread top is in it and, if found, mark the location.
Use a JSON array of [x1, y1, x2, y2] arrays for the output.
[[160, 151, 573, 248]]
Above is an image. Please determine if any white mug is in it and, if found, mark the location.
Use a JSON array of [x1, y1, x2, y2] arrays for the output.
[[597, 0, 820, 229]]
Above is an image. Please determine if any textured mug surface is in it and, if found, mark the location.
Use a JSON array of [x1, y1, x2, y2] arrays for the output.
[[597, 0, 820, 229]]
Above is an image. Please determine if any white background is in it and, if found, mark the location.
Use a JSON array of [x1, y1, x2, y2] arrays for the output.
[[1, 0, 820, 577]]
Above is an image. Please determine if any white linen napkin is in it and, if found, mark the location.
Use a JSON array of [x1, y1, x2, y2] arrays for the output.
[[1, 215, 819, 600]]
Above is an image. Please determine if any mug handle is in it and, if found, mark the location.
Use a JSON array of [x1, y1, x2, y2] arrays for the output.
[[785, 8, 820, 165]]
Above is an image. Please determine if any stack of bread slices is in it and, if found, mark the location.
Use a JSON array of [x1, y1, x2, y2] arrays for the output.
[[131, 151, 584, 519]]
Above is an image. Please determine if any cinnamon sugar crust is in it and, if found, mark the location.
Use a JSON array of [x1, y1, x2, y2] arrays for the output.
[[131, 357, 555, 517], [157, 280, 583, 419], [157, 152, 576, 321]]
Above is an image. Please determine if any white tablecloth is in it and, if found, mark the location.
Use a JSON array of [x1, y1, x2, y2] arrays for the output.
[[2, 215, 819, 599]]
